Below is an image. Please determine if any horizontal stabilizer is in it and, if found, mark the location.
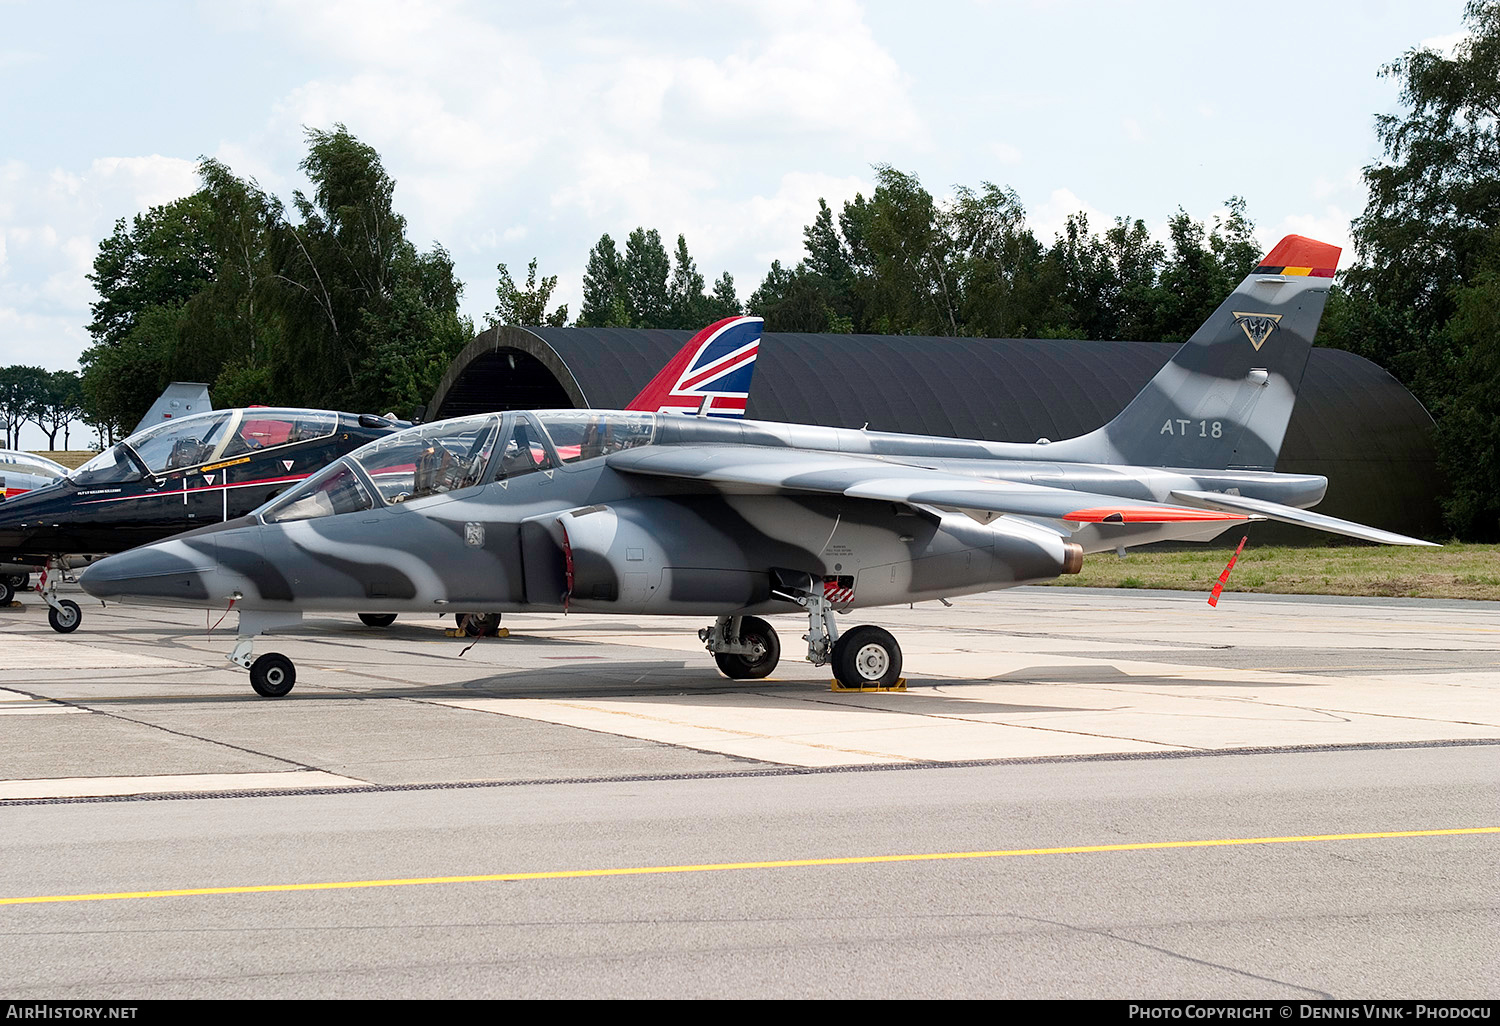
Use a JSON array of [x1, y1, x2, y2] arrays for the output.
[[610, 446, 1251, 527], [1168, 490, 1438, 547]]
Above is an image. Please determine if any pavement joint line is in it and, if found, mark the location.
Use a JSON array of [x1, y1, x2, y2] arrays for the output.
[[3, 827, 1494, 907], [2, 737, 1496, 806]]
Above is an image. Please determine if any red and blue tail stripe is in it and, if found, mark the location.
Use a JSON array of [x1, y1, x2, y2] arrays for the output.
[[626, 316, 762, 418]]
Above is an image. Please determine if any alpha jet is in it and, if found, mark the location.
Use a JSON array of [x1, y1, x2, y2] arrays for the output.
[[0, 407, 404, 629], [81, 235, 1435, 696]]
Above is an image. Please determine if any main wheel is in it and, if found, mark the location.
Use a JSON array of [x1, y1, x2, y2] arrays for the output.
[[5, 572, 28, 589], [713, 616, 781, 680], [359, 613, 397, 628], [249, 653, 296, 697], [48, 599, 82, 634], [459, 612, 502, 637], [831, 625, 902, 689], [0, 579, 13, 607]]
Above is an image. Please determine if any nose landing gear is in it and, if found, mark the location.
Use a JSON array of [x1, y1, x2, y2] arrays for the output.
[[38, 561, 83, 633], [227, 611, 304, 697]]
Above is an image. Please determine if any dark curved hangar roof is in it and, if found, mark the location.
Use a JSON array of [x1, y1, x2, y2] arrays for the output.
[[432, 326, 1441, 539]]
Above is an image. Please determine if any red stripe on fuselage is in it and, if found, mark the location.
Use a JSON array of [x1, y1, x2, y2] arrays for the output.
[[76, 473, 309, 506]]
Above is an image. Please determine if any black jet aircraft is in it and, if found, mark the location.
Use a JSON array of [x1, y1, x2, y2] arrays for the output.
[[81, 236, 1436, 697], [0, 407, 404, 627]]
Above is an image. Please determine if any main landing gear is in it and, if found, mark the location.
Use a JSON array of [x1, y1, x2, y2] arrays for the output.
[[358, 613, 398, 628], [454, 612, 503, 637], [700, 586, 903, 689]]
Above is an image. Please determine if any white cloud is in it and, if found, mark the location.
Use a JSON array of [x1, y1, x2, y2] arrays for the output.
[[1420, 29, 1469, 56], [1263, 210, 1356, 266], [0, 155, 199, 368], [990, 142, 1023, 165], [1030, 187, 1108, 243]]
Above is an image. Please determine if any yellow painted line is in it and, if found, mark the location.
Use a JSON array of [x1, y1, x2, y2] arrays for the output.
[[2, 827, 1494, 907]]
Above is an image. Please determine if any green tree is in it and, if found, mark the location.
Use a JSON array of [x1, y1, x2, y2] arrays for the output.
[[488, 257, 569, 327], [80, 194, 214, 435], [272, 125, 470, 412], [667, 234, 707, 328], [578, 233, 628, 327], [706, 271, 742, 321], [174, 160, 285, 391], [1321, 0, 1500, 536], [623, 228, 671, 328], [30, 370, 85, 449], [1154, 197, 1259, 343], [1433, 228, 1500, 538], [0, 366, 50, 448]]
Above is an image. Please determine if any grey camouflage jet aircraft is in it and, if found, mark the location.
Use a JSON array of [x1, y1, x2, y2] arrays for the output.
[[81, 235, 1435, 697]]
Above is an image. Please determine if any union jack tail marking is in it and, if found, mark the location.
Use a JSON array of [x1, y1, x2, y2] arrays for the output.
[[625, 316, 762, 419]]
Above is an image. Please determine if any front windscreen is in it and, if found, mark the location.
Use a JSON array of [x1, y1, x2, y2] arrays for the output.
[[70, 443, 146, 486], [536, 411, 655, 464], [262, 461, 374, 523], [351, 416, 501, 503]]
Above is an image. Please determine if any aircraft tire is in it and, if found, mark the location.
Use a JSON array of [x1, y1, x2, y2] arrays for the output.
[[249, 653, 296, 698], [0, 579, 12, 607], [48, 600, 82, 634], [358, 613, 398, 628], [832, 625, 902, 689], [713, 616, 780, 680], [459, 612, 502, 637], [4, 573, 27, 589]]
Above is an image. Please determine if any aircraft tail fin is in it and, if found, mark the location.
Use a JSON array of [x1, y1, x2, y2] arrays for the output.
[[626, 316, 762, 418], [1052, 236, 1340, 470]]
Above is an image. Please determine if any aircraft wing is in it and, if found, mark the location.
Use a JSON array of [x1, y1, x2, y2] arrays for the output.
[[1168, 490, 1438, 546], [607, 446, 1252, 527]]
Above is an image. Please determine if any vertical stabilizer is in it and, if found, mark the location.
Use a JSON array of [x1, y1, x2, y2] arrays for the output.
[[626, 316, 762, 418], [1047, 236, 1340, 470]]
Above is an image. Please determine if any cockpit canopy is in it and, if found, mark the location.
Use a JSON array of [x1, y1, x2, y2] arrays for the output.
[[259, 410, 655, 524], [71, 409, 338, 486], [0, 451, 67, 479]]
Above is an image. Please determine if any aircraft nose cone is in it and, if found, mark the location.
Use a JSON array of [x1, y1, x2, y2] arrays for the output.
[[79, 543, 219, 604]]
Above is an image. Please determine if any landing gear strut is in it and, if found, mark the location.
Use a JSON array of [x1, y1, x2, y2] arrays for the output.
[[701, 575, 905, 688], [38, 561, 82, 633], [227, 611, 303, 697]]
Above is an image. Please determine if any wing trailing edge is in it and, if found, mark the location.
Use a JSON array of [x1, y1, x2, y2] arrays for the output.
[[1168, 490, 1438, 546]]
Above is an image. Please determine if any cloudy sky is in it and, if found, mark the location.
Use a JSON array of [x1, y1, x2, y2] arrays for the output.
[[0, 0, 1471, 394]]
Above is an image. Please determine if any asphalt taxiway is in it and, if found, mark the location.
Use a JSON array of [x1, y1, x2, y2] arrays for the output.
[[1, 585, 1495, 997]]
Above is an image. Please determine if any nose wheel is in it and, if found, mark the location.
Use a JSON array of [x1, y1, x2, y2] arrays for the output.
[[226, 611, 305, 697], [38, 562, 83, 633], [249, 653, 297, 698], [358, 613, 397, 628], [47, 600, 82, 634]]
